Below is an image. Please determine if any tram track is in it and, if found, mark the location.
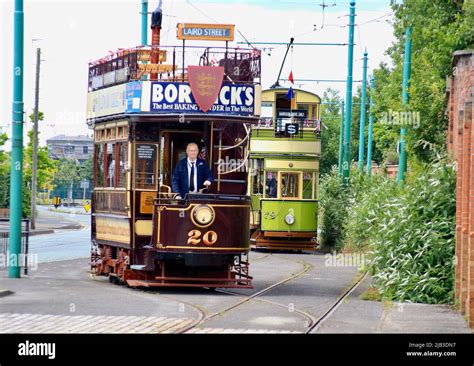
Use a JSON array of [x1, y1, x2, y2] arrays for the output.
[[174, 253, 368, 334], [121, 252, 367, 334], [175, 254, 314, 333]]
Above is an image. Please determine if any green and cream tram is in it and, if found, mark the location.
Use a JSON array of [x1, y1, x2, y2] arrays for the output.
[[249, 88, 321, 251]]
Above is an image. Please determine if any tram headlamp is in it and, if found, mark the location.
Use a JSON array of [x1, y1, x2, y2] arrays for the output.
[[285, 213, 295, 225], [192, 205, 215, 227]]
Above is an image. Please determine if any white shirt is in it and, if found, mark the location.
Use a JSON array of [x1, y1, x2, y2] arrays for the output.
[[187, 158, 198, 193]]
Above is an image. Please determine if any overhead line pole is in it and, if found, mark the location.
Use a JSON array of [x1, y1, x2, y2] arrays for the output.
[[366, 76, 375, 176], [342, 0, 356, 186], [30, 47, 41, 230], [9, 0, 24, 279], [397, 27, 413, 185], [358, 49, 368, 172]]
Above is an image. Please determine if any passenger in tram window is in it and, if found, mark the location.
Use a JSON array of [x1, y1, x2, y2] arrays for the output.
[[266, 172, 277, 198], [172, 142, 214, 199], [108, 159, 115, 187]]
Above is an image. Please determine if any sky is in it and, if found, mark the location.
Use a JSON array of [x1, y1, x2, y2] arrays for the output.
[[0, 0, 395, 148]]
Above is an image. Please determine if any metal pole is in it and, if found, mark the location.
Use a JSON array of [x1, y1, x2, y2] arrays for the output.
[[397, 27, 413, 185], [358, 49, 368, 172], [366, 77, 375, 176], [9, 0, 24, 279], [338, 101, 345, 175], [30, 48, 41, 230], [24, 218, 29, 276], [141, 0, 148, 46], [342, 0, 356, 186]]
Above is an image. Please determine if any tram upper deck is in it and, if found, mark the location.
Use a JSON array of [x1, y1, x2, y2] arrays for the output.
[[86, 45, 262, 124]]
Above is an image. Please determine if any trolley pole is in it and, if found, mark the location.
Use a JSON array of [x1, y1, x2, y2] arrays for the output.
[[366, 76, 375, 176], [141, 0, 148, 46], [9, 0, 24, 279], [358, 49, 368, 172], [342, 0, 356, 186], [30, 47, 41, 230], [397, 27, 412, 185], [338, 100, 344, 175]]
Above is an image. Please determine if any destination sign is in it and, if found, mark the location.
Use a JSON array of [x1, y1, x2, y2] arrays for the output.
[[177, 23, 235, 42]]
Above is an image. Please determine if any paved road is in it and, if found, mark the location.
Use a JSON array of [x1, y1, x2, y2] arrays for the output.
[[30, 206, 91, 264]]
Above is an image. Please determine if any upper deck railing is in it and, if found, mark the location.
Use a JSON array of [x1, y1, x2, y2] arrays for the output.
[[88, 45, 262, 92], [253, 118, 322, 139]]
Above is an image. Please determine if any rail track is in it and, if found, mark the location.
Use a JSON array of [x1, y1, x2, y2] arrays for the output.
[[162, 253, 368, 334]]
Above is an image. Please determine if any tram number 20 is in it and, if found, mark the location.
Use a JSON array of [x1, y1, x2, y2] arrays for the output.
[[187, 230, 218, 246]]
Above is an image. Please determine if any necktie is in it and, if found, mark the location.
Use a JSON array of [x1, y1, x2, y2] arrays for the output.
[[189, 162, 195, 192]]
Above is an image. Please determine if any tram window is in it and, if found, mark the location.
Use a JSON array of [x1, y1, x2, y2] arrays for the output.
[[303, 172, 315, 199], [135, 144, 158, 189], [265, 171, 278, 198], [251, 159, 264, 195], [106, 143, 116, 188], [118, 143, 128, 188], [95, 144, 104, 187], [280, 172, 301, 199]]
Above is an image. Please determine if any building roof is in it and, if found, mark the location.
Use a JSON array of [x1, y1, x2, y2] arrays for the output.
[[46, 135, 93, 143]]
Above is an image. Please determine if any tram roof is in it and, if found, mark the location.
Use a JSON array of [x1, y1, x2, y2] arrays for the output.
[[262, 88, 321, 103]]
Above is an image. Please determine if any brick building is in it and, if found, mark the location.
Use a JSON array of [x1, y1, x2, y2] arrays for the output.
[[447, 49, 474, 327]]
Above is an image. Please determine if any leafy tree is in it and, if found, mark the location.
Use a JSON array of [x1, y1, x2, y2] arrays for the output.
[[319, 88, 343, 176], [79, 155, 93, 182], [0, 133, 9, 208], [371, 0, 474, 165], [24, 129, 57, 192], [53, 158, 80, 195]]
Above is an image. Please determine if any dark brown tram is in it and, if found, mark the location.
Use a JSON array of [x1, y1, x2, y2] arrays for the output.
[[87, 23, 261, 288]]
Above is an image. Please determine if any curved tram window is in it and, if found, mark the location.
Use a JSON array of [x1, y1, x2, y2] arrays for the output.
[[251, 159, 264, 195], [94, 142, 128, 189], [280, 172, 301, 199], [106, 143, 115, 188], [135, 144, 158, 190], [303, 171, 316, 199]]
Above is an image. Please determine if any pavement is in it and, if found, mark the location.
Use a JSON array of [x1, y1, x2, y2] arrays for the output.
[[315, 273, 472, 334], [0, 205, 88, 236]]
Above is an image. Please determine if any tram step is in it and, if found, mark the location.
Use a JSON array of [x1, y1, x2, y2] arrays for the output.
[[130, 265, 147, 271]]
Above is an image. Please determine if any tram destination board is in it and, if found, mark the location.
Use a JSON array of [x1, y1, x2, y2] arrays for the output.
[[177, 23, 235, 42]]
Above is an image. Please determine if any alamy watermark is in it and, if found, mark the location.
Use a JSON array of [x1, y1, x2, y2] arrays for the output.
[[0, 251, 39, 271], [380, 109, 421, 129], [324, 251, 367, 270], [217, 156, 259, 176]]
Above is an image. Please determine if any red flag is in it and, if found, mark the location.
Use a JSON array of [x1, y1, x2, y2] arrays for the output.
[[288, 71, 295, 84]]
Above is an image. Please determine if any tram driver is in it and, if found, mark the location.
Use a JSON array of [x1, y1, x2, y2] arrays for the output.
[[172, 143, 214, 199]]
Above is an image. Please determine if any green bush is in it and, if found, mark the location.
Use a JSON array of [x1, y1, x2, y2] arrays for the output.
[[369, 162, 456, 304], [318, 167, 349, 252], [318, 161, 456, 304], [344, 172, 398, 252]]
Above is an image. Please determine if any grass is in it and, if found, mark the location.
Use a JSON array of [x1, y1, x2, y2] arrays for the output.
[[360, 287, 382, 302]]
